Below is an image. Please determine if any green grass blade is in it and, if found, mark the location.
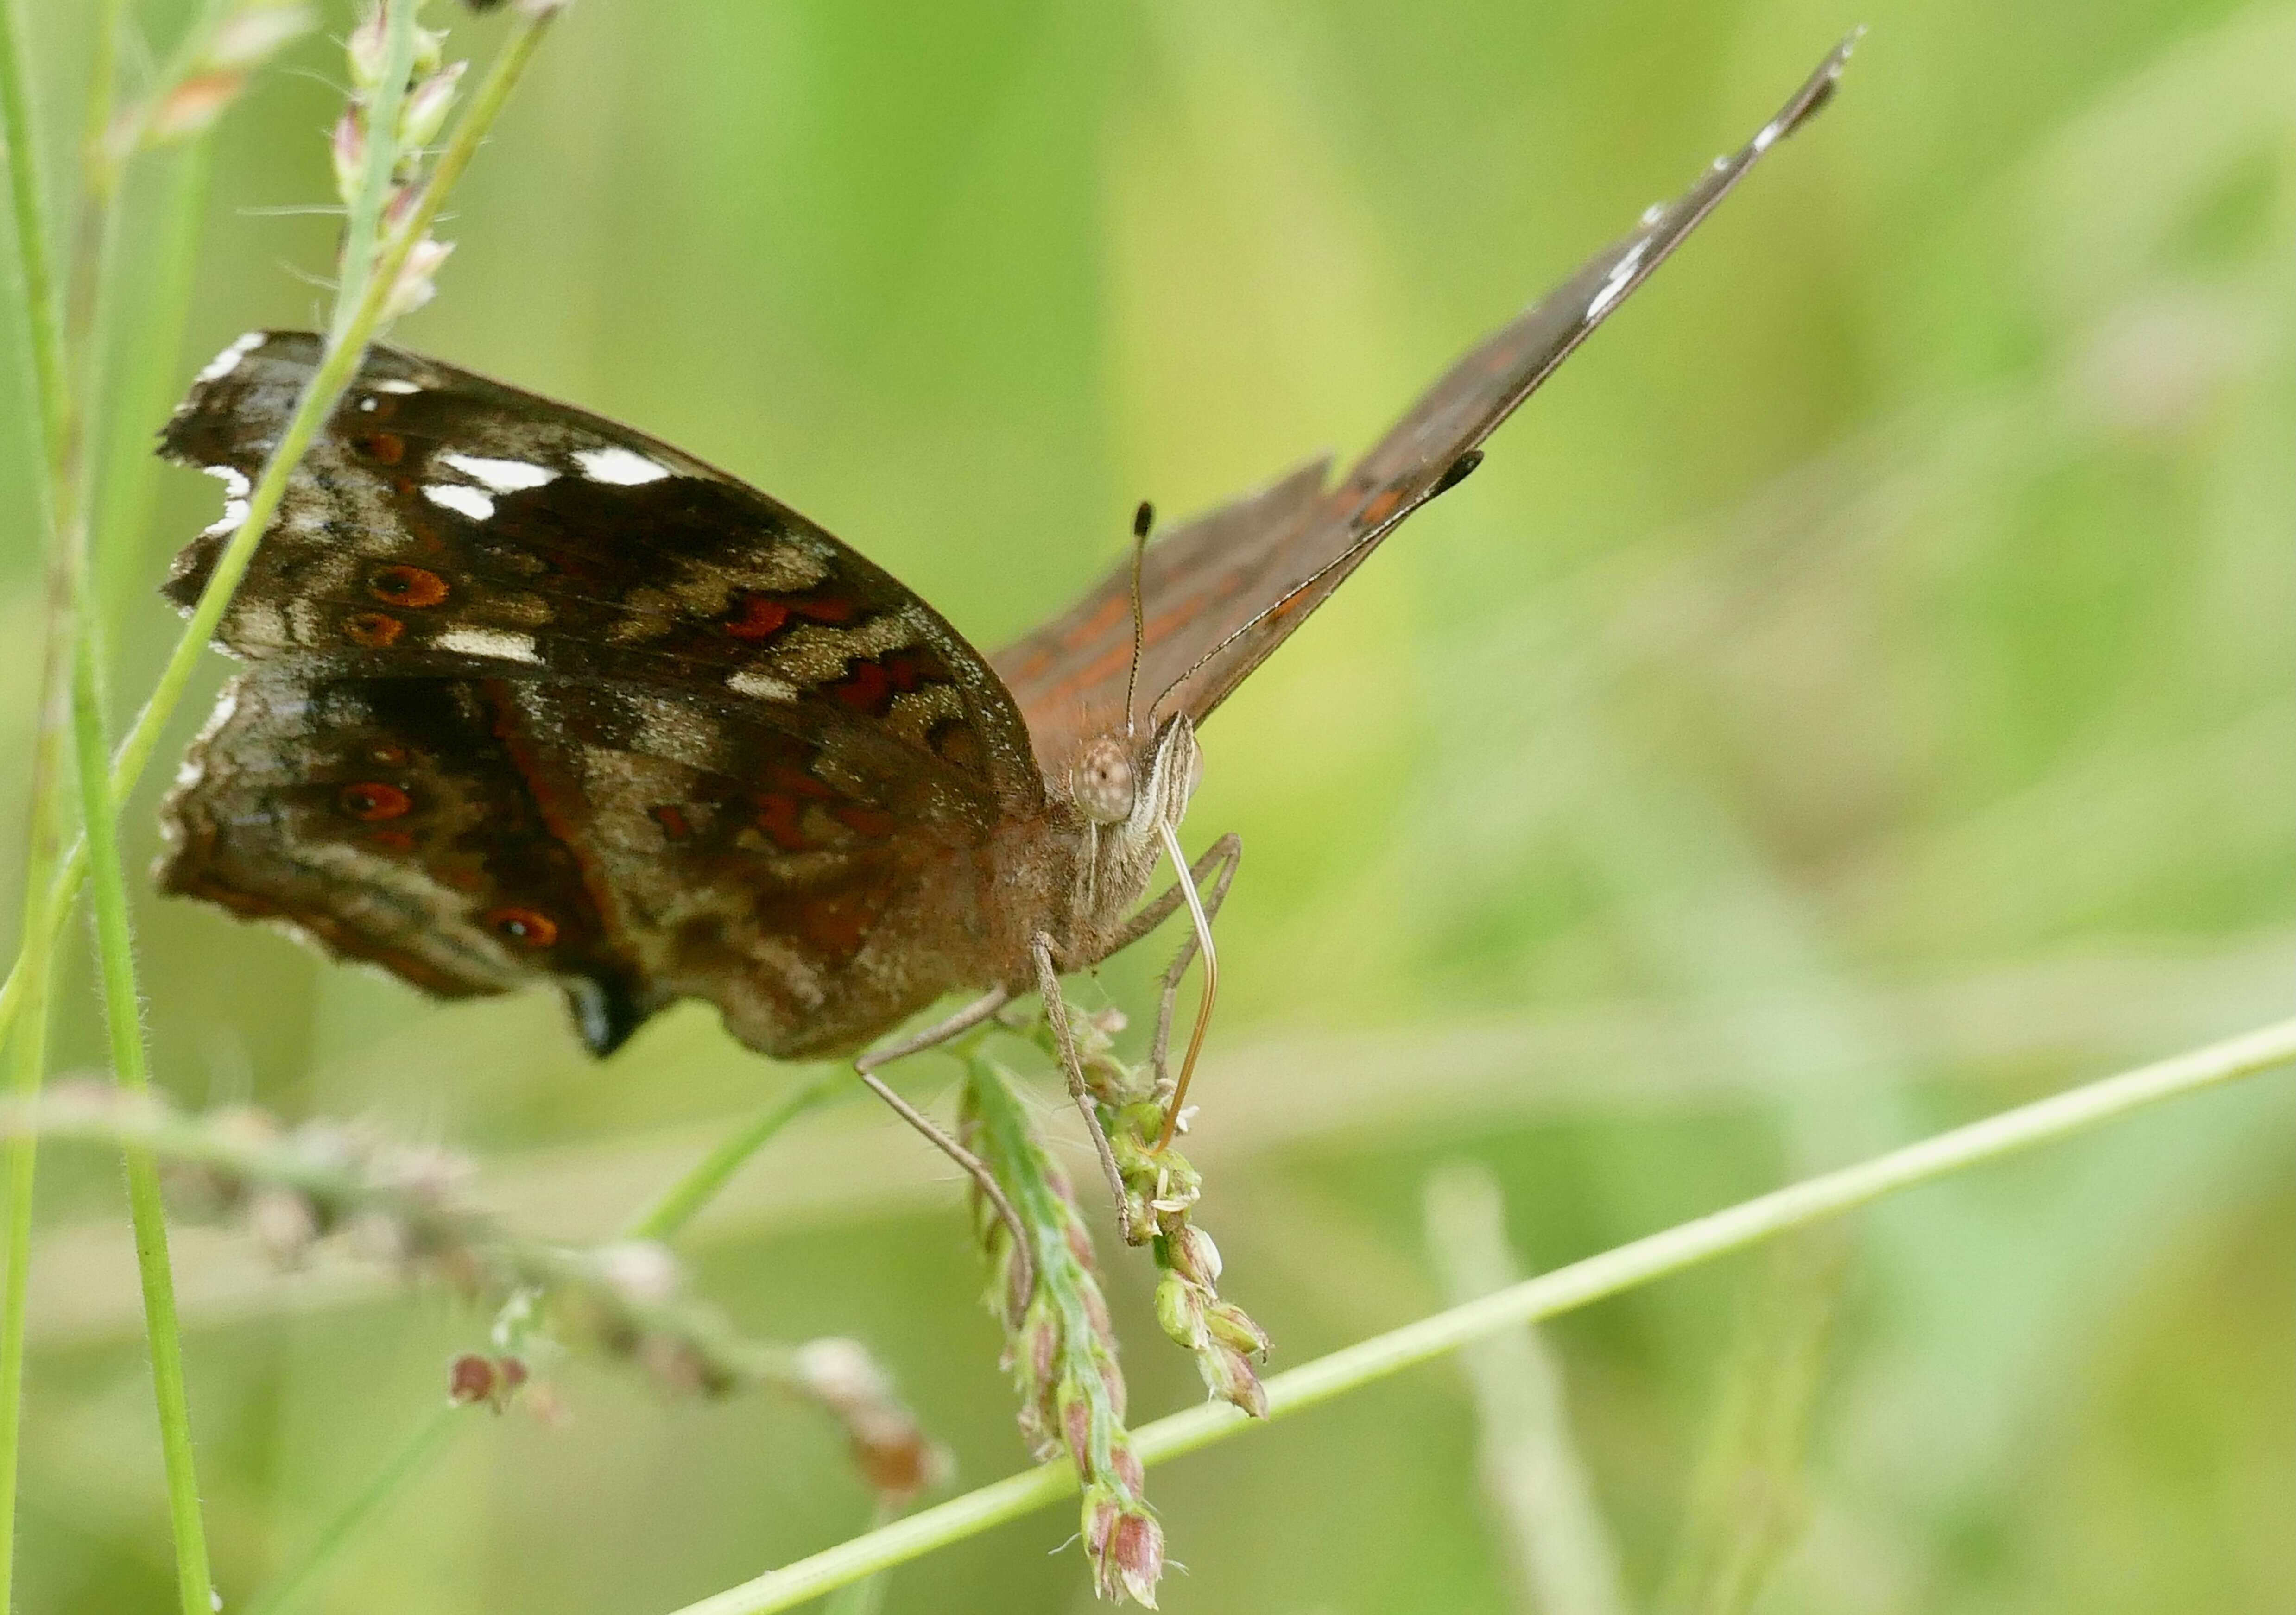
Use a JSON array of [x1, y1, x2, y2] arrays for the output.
[[70, 621, 213, 1612]]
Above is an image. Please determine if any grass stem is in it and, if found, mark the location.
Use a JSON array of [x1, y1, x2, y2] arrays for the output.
[[0, 2, 565, 1064], [234, 1066, 847, 1613], [0, 0, 66, 1583], [661, 1016, 2296, 1615], [241, 1401, 462, 1615], [328, 0, 418, 345], [70, 622, 214, 1613], [626, 1071, 848, 1243]]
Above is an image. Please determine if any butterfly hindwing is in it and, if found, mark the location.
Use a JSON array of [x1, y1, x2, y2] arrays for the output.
[[163, 668, 661, 1050], [161, 665, 998, 1058]]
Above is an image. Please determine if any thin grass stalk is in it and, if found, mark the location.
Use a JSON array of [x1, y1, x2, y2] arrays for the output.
[[93, 139, 215, 632], [660, 1016, 2296, 1615], [242, 1068, 846, 1614], [0, 0, 133, 1601], [0, 0, 69, 1606], [1424, 1163, 1628, 1615], [0, 1, 565, 1059], [240, 1401, 460, 1615], [627, 1070, 848, 1243], [0, 0, 64, 456], [70, 623, 214, 1613], [0, 933, 58, 1615], [56, 1, 222, 1603], [819, 1501, 898, 1615], [329, 0, 418, 342]]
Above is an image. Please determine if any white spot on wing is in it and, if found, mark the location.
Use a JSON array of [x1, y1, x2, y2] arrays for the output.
[[1752, 119, 1779, 153], [195, 331, 264, 384], [727, 668, 799, 702], [575, 446, 672, 486], [440, 452, 558, 493], [1584, 239, 1649, 322], [423, 483, 496, 521], [198, 464, 253, 536], [202, 499, 251, 538], [371, 378, 421, 394], [436, 626, 541, 664]]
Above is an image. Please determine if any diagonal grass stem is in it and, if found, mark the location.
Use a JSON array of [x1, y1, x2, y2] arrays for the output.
[[660, 1016, 2296, 1615]]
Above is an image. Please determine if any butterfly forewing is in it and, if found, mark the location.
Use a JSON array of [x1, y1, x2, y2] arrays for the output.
[[159, 336, 1048, 1056], [162, 334, 1044, 818], [993, 37, 1857, 759], [989, 455, 1332, 770]]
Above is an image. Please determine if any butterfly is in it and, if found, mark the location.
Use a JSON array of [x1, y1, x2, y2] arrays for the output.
[[158, 41, 1853, 1242]]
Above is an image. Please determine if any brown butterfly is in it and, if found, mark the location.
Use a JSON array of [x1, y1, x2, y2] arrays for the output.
[[158, 41, 1853, 1251]]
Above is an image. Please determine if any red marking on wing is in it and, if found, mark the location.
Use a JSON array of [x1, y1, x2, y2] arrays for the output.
[[345, 611, 404, 647], [1015, 593, 1219, 726], [369, 565, 449, 608], [793, 595, 859, 623], [650, 804, 694, 841], [350, 432, 404, 465], [764, 762, 835, 800], [338, 782, 411, 821], [799, 890, 875, 955], [754, 794, 809, 851], [481, 681, 626, 956], [832, 803, 897, 839], [723, 596, 791, 640], [486, 906, 560, 948], [826, 652, 927, 717]]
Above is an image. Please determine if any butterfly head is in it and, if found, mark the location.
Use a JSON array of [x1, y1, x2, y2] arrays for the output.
[[1069, 717, 1197, 827], [1063, 716, 1200, 940]]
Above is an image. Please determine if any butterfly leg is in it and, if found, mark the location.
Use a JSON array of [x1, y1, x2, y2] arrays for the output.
[[854, 987, 1035, 1299], [1031, 932, 1142, 1245]]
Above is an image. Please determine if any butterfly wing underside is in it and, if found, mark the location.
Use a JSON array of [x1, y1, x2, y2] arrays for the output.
[[159, 335, 1046, 1058], [992, 38, 1855, 768]]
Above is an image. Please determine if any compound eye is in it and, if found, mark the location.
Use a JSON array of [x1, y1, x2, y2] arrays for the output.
[[1069, 738, 1136, 825]]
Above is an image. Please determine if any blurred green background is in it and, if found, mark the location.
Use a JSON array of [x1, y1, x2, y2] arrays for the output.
[[1, 0, 2290, 1611]]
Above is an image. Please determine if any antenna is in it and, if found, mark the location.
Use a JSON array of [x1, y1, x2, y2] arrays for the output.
[[1123, 499, 1153, 736]]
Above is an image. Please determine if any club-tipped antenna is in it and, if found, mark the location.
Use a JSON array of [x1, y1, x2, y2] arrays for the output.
[[1122, 499, 1153, 736]]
